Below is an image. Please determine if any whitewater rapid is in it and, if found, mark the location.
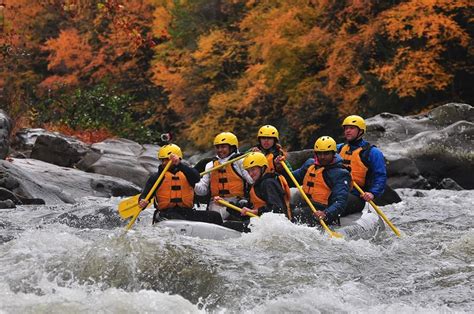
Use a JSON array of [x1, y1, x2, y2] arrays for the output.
[[0, 189, 472, 313]]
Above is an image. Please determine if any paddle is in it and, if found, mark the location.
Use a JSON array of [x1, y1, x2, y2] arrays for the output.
[[217, 199, 259, 218], [280, 161, 343, 238], [199, 152, 251, 176], [118, 160, 172, 230], [352, 182, 401, 237]]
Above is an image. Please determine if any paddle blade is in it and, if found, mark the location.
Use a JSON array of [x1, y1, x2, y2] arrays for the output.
[[118, 194, 141, 219]]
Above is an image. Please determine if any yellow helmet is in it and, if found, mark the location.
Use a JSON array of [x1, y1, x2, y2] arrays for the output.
[[158, 144, 183, 159], [213, 132, 238, 147], [258, 125, 279, 140], [243, 152, 269, 170], [314, 136, 337, 152], [342, 115, 366, 132]]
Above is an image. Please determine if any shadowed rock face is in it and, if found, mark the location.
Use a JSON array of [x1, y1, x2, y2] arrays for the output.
[[0, 110, 13, 160], [31, 133, 90, 167]]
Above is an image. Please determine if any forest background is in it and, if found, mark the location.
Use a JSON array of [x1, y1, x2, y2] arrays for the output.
[[1, 0, 472, 150]]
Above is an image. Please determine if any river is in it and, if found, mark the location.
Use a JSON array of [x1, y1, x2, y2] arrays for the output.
[[0, 188, 472, 313]]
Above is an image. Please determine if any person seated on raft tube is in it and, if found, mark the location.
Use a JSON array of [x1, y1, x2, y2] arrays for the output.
[[337, 115, 387, 215], [276, 136, 351, 226], [215, 152, 291, 231], [250, 125, 292, 174], [194, 132, 253, 221], [139, 144, 223, 225]]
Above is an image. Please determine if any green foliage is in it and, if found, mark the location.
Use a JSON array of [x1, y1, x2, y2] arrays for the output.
[[36, 83, 160, 143]]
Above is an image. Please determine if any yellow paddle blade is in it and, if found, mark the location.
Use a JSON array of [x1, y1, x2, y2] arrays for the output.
[[118, 194, 153, 220], [119, 161, 172, 231], [118, 194, 141, 219]]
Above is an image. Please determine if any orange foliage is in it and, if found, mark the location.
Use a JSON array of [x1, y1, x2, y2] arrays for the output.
[[42, 123, 114, 144], [40, 28, 93, 90], [2, 0, 472, 149], [370, 0, 471, 98]]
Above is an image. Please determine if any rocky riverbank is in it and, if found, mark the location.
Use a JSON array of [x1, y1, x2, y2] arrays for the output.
[[0, 103, 472, 208]]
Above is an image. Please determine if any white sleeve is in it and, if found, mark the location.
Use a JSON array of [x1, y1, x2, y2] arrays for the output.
[[194, 161, 213, 196], [235, 159, 254, 184]]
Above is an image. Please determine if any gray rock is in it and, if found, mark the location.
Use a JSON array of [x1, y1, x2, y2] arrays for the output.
[[0, 199, 15, 209], [436, 178, 464, 191], [11, 128, 51, 158], [385, 158, 431, 189], [0, 187, 22, 204], [365, 103, 473, 189], [77, 138, 161, 187], [287, 149, 313, 169], [0, 158, 140, 204], [0, 110, 13, 160], [30, 133, 90, 167]]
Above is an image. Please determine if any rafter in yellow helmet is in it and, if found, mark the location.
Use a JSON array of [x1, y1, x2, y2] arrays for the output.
[[314, 136, 337, 152], [158, 144, 183, 159], [243, 152, 269, 170]]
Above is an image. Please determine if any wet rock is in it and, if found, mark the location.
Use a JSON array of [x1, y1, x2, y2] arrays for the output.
[[77, 138, 160, 187], [287, 149, 313, 169], [436, 178, 464, 191], [55, 206, 123, 229], [31, 133, 90, 167], [386, 158, 431, 189], [10, 128, 50, 158], [0, 187, 22, 204], [0, 158, 140, 204], [375, 185, 402, 205], [366, 103, 473, 189], [413, 191, 426, 197], [0, 199, 15, 209], [0, 110, 13, 160]]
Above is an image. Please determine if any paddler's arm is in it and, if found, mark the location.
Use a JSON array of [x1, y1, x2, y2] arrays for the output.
[[138, 168, 164, 208], [195, 161, 212, 196], [179, 162, 201, 187], [257, 179, 287, 215], [324, 168, 351, 222]]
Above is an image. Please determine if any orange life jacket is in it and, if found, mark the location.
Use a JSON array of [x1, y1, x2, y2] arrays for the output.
[[156, 171, 194, 210], [262, 145, 287, 174], [249, 175, 291, 214], [265, 152, 277, 173], [210, 160, 245, 197], [302, 165, 331, 206], [339, 144, 370, 187]]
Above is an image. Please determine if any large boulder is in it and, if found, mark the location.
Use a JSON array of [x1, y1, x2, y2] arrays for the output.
[[365, 103, 473, 189], [11, 128, 50, 158], [0, 110, 13, 160], [30, 133, 90, 167], [76, 138, 161, 187], [13, 131, 162, 188], [0, 158, 140, 205]]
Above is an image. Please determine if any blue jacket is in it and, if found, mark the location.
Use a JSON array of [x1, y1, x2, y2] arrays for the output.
[[288, 154, 350, 221], [337, 139, 387, 197]]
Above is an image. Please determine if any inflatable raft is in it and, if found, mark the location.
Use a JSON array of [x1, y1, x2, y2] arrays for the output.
[[156, 209, 385, 240]]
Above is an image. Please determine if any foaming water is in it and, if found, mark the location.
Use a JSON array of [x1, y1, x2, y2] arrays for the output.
[[0, 190, 473, 312]]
